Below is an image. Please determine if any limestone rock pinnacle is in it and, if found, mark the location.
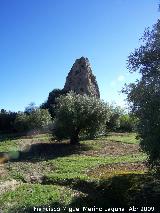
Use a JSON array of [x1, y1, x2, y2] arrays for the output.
[[63, 57, 100, 98]]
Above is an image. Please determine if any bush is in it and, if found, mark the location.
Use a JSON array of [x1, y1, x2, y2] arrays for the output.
[[28, 109, 52, 131], [0, 109, 17, 133], [14, 113, 29, 133], [14, 109, 52, 133], [53, 92, 110, 144], [119, 114, 138, 132], [106, 106, 124, 131]]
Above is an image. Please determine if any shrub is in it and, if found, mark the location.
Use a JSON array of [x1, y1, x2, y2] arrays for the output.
[[106, 106, 124, 131], [53, 92, 110, 144], [119, 114, 138, 132], [14, 113, 29, 133], [14, 109, 52, 133], [0, 109, 17, 133]]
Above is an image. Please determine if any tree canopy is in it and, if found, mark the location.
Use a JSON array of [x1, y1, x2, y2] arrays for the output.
[[123, 19, 160, 171], [14, 108, 52, 133], [53, 92, 110, 144], [41, 89, 67, 118]]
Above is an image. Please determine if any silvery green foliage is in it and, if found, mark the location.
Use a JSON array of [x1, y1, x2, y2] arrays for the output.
[[28, 109, 52, 130], [123, 20, 160, 171], [106, 105, 124, 131], [14, 109, 52, 133], [54, 92, 110, 143]]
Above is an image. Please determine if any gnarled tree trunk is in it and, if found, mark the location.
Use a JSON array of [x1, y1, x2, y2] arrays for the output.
[[70, 128, 80, 145]]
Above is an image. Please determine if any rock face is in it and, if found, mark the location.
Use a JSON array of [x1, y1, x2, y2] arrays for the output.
[[64, 57, 100, 98]]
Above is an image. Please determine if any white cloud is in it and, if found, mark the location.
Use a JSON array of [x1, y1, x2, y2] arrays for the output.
[[110, 81, 116, 87], [110, 74, 125, 88], [117, 75, 125, 82]]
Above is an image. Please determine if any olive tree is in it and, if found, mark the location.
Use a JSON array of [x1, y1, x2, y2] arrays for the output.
[[106, 105, 124, 131], [123, 20, 160, 171], [53, 92, 110, 144], [28, 108, 52, 131], [14, 109, 52, 133]]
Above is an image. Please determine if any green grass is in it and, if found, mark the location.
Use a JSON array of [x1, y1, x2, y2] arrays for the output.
[[105, 132, 139, 144], [0, 184, 81, 213], [43, 154, 146, 184], [3, 153, 146, 183], [0, 134, 52, 152], [0, 132, 150, 213], [1, 174, 159, 213], [0, 132, 138, 153], [0, 134, 51, 152], [0, 140, 20, 152], [80, 139, 105, 150]]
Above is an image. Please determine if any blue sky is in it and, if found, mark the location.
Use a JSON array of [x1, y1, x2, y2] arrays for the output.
[[0, 0, 159, 112]]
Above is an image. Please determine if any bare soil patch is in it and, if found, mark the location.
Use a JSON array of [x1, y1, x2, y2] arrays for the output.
[[87, 161, 147, 178], [0, 180, 21, 195], [82, 141, 140, 156]]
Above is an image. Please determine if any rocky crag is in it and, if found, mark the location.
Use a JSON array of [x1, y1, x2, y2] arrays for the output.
[[63, 57, 100, 98]]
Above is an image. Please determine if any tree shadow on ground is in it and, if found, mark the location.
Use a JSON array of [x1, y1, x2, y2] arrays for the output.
[[7, 173, 160, 213], [68, 174, 160, 212], [62, 174, 160, 211], [0, 132, 27, 142], [0, 131, 51, 142], [4, 142, 92, 163]]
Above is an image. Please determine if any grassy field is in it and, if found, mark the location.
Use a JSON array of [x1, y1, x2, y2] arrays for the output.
[[0, 133, 159, 213]]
